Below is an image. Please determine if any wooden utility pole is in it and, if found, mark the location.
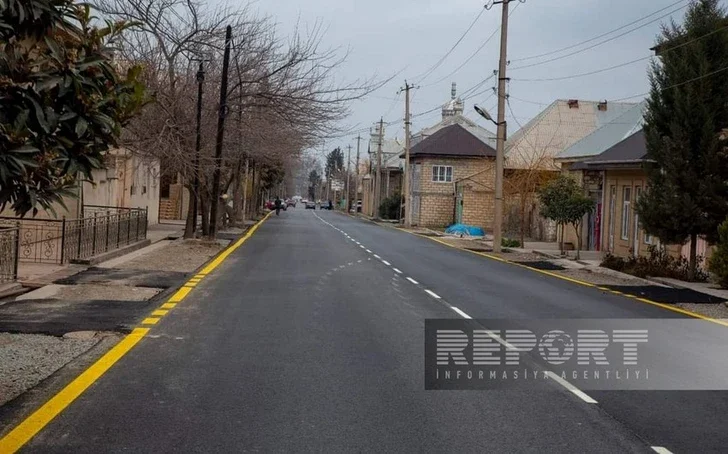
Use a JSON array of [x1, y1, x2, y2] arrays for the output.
[[346, 144, 352, 210], [493, 0, 510, 253], [355, 135, 361, 212], [374, 118, 384, 218], [209, 25, 232, 239], [400, 81, 415, 226]]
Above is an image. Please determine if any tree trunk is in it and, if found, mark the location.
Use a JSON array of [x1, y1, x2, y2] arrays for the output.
[[200, 191, 210, 237], [519, 195, 526, 248], [574, 222, 582, 261], [689, 233, 698, 281], [560, 223, 565, 256], [183, 184, 196, 239]]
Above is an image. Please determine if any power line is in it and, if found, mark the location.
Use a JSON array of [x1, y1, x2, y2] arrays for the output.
[[511, 24, 728, 82], [611, 64, 728, 102], [510, 0, 688, 63], [414, 5, 487, 84], [422, 1, 522, 88], [509, 3, 688, 71]]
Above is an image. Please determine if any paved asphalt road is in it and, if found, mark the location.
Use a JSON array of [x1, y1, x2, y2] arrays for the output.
[[16, 208, 728, 452]]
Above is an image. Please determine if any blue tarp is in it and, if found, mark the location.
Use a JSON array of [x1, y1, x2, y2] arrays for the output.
[[445, 224, 485, 237]]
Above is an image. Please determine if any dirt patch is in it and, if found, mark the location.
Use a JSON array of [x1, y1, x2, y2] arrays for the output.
[[116, 240, 224, 273], [552, 269, 649, 286], [674, 302, 728, 320], [55, 284, 161, 302]]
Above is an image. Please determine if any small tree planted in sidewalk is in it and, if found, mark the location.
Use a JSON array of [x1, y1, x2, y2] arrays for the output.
[[538, 175, 595, 260]]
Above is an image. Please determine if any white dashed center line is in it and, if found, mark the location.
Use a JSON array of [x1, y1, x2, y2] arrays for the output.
[[393, 268, 402, 274], [406, 277, 418, 285], [381, 260, 391, 266], [425, 290, 441, 299], [450, 307, 472, 319]]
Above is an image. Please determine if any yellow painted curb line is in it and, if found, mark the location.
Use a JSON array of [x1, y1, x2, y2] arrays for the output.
[[0, 328, 149, 453], [0, 213, 272, 453], [406, 229, 728, 328]]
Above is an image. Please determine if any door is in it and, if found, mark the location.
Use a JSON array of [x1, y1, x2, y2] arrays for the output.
[[633, 187, 641, 255], [455, 183, 464, 224], [608, 186, 616, 252]]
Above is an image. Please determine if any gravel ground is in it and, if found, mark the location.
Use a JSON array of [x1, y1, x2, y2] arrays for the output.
[[675, 302, 728, 320], [0, 333, 99, 406], [552, 268, 649, 286], [55, 284, 161, 301], [116, 240, 224, 273]]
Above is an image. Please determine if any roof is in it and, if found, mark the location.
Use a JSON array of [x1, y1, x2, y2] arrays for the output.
[[409, 123, 497, 158], [504, 99, 639, 170], [578, 129, 647, 169], [413, 114, 497, 148], [556, 101, 646, 161]]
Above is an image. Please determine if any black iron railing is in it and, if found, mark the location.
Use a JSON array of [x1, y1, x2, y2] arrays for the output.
[[0, 206, 148, 265], [0, 225, 20, 282]]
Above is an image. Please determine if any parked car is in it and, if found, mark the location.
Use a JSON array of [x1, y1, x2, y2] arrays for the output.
[[286, 199, 296, 208], [305, 201, 316, 210]]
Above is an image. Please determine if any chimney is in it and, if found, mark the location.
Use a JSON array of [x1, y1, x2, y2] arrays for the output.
[[451, 82, 457, 100], [598, 100, 608, 111], [567, 99, 579, 109]]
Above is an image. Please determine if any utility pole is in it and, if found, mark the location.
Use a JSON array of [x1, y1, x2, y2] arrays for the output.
[[355, 135, 361, 212], [209, 25, 232, 239], [492, 0, 511, 253], [188, 59, 206, 238], [375, 118, 384, 218], [346, 144, 352, 211], [399, 81, 415, 226]]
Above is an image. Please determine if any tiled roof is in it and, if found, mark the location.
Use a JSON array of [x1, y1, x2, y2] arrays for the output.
[[409, 123, 496, 158]]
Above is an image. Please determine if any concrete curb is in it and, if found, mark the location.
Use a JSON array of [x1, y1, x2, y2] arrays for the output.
[[70, 239, 152, 266]]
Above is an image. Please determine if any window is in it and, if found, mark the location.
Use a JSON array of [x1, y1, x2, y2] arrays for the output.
[[621, 186, 631, 240], [432, 165, 453, 183]]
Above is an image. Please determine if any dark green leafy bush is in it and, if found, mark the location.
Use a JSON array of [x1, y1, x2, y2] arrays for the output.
[[708, 220, 728, 288], [601, 245, 708, 282], [378, 193, 401, 220]]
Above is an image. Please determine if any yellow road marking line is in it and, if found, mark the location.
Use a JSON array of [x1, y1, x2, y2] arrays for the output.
[[200, 212, 273, 275], [184, 283, 197, 288], [151, 310, 168, 317], [168, 286, 192, 302], [0, 328, 149, 453], [0, 213, 272, 453], [406, 230, 728, 328]]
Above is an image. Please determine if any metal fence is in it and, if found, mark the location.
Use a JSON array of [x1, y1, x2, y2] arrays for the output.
[[0, 206, 148, 266], [0, 225, 20, 283]]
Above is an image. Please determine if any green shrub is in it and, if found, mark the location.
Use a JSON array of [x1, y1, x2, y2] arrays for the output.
[[601, 245, 708, 282], [378, 193, 401, 220], [709, 220, 728, 288], [501, 238, 521, 248]]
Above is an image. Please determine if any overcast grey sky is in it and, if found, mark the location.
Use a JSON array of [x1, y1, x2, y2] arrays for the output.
[[249, 0, 702, 152]]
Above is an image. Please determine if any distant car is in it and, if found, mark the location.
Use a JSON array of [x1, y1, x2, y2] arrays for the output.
[[286, 199, 296, 208], [305, 201, 316, 210], [265, 200, 274, 210], [302, 199, 309, 204]]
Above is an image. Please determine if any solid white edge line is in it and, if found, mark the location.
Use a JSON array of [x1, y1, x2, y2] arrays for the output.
[[544, 371, 598, 404], [381, 260, 391, 266], [651, 448, 674, 454], [393, 268, 402, 274], [425, 289, 441, 299], [406, 277, 418, 285], [450, 307, 472, 319]]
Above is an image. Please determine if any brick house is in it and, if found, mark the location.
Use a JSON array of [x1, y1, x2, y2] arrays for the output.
[[408, 123, 496, 228]]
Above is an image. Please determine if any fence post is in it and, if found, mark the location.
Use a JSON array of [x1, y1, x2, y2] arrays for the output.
[[13, 222, 20, 281], [60, 217, 66, 264], [77, 218, 83, 259], [92, 212, 98, 256], [127, 211, 132, 244], [144, 207, 148, 238], [105, 211, 111, 252], [135, 209, 140, 240], [116, 212, 121, 248]]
